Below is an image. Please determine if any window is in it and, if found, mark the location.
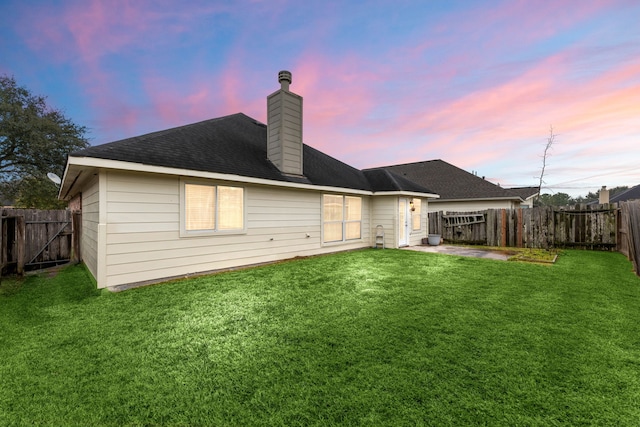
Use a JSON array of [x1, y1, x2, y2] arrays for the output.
[[345, 196, 362, 239], [323, 195, 361, 243], [411, 198, 422, 231], [183, 183, 244, 234], [217, 186, 244, 230], [185, 184, 216, 231]]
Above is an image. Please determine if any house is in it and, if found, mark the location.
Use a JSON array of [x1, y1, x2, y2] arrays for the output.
[[610, 184, 640, 203], [588, 185, 639, 205], [506, 187, 539, 208], [368, 160, 526, 213], [59, 71, 438, 289]]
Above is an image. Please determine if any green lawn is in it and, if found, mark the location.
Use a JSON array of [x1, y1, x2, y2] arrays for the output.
[[1, 249, 640, 426]]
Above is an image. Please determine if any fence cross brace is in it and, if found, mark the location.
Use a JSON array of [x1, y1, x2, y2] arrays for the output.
[[28, 221, 71, 265]]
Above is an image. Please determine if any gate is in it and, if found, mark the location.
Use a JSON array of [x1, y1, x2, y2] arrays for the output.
[[1, 209, 74, 276]]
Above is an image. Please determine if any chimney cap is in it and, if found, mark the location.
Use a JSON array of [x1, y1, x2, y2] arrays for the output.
[[278, 70, 292, 84]]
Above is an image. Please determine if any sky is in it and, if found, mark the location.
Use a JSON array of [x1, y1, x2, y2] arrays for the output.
[[1, 0, 639, 197]]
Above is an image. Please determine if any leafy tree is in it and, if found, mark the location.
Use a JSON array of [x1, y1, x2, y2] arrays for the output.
[[1, 75, 89, 208], [537, 192, 575, 206], [8, 175, 67, 209], [538, 186, 630, 207]]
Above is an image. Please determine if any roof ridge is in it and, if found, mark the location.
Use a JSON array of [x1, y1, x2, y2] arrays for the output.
[[611, 183, 640, 202], [383, 169, 404, 191], [363, 158, 443, 170], [78, 113, 255, 152]]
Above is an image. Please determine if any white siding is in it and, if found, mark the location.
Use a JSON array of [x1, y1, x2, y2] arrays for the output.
[[370, 197, 429, 248], [80, 175, 99, 279], [520, 197, 535, 209], [371, 196, 397, 249], [100, 171, 371, 288]]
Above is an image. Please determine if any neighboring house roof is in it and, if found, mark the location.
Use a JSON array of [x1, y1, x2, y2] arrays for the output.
[[368, 159, 522, 202], [507, 186, 539, 200], [610, 184, 640, 203], [66, 113, 435, 196]]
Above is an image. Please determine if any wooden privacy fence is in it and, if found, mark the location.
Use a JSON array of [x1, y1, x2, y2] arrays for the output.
[[428, 205, 619, 250], [1, 209, 75, 276], [619, 201, 640, 276]]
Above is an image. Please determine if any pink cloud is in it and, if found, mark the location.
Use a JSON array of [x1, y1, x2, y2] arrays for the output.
[[334, 39, 640, 189], [287, 54, 383, 150], [13, 0, 239, 139], [7, 0, 637, 194]]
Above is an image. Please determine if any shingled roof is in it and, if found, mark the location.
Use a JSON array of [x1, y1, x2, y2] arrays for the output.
[[507, 186, 539, 200], [69, 113, 433, 195], [368, 159, 522, 201], [610, 184, 640, 203]]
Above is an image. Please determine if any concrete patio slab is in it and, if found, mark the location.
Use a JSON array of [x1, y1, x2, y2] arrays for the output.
[[400, 244, 510, 261]]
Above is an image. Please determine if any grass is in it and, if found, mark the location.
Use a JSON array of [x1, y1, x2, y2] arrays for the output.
[[1, 249, 640, 426]]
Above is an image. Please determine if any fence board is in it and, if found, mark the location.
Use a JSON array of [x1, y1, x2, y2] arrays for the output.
[[428, 204, 619, 250], [620, 201, 640, 276], [618, 208, 629, 258]]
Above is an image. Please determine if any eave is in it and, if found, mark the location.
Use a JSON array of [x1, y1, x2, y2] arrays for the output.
[[61, 156, 439, 200]]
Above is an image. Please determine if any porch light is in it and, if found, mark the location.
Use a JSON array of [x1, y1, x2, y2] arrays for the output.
[[409, 199, 415, 211]]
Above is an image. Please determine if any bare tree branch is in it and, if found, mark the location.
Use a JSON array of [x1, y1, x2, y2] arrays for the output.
[[536, 125, 555, 204]]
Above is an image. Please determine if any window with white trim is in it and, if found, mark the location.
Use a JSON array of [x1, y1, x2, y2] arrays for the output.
[[323, 195, 361, 243], [183, 182, 244, 234], [411, 198, 422, 231]]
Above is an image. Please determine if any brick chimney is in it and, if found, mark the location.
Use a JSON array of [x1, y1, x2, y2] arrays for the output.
[[267, 71, 303, 176]]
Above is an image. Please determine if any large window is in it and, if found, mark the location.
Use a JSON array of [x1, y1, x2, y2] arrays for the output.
[[411, 198, 422, 231], [183, 183, 244, 234], [323, 195, 361, 243]]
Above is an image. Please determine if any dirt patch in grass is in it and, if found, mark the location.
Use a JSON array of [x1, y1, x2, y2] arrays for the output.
[[509, 248, 559, 264], [459, 245, 559, 264], [506, 248, 559, 264]]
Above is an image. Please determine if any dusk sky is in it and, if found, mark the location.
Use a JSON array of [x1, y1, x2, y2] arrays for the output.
[[1, 0, 639, 196]]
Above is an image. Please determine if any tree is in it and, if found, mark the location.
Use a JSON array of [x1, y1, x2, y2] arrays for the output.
[[1, 75, 89, 208], [536, 192, 575, 206], [534, 125, 555, 207]]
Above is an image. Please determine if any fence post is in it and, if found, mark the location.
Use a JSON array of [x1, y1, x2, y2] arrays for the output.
[[72, 211, 82, 263], [624, 201, 640, 276], [1, 217, 4, 278], [517, 208, 523, 248], [500, 209, 507, 247], [16, 216, 25, 276]]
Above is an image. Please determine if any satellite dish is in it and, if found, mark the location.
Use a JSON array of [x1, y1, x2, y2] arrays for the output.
[[47, 172, 61, 185]]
